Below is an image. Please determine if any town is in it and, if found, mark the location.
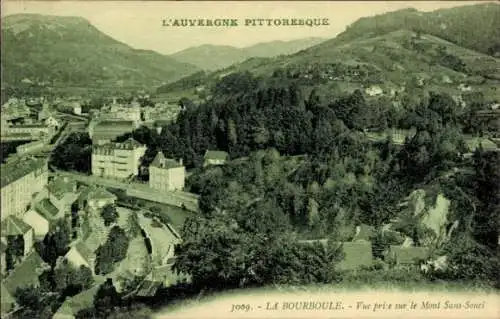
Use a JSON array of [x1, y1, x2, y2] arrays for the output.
[[1, 2, 500, 318], [0, 95, 232, 317]]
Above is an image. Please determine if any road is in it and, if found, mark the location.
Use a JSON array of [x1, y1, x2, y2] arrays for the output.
[[52, 170, 199, 212]]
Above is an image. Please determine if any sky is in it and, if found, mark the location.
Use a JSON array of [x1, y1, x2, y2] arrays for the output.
[[2, 1, 488, 55]]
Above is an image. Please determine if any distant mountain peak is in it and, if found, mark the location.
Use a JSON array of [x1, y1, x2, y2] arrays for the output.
[[2, 13, 200, 89], [170, 37, 326, 71]]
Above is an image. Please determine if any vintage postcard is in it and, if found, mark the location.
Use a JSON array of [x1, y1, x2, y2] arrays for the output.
[[0, 1, 499, 318]]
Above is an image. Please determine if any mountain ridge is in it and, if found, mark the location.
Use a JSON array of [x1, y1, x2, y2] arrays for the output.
[[1, 13, 200, 90], [159, 4, 499, 101], [169, 37, 326, 71]]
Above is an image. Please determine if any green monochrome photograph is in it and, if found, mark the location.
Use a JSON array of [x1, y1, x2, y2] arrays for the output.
[[0, 1, 499, 318]]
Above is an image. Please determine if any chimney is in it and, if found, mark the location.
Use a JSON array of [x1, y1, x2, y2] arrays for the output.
[[179, 158, 183, 166]]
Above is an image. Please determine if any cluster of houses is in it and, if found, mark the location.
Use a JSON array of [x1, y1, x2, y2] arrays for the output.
[[298, 222, 446, 273], [87, 98, 178, 146], [1, 97, 61, 143], [0, 152, 186, 317]]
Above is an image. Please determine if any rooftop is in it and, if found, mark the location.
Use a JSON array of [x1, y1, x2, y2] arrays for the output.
[[9, 124, 50, 129], [78, 185, 117, 203], [94, 120, 135, 128], [297, 239, 373, 270], [1, 283, 15, 309], [93, 137, 144, 152], [204, 150, 229, 161], [68, 241, 95, 266], [1, 216, 32, 236], [150, 151, 183, 169], [0, 241, 7, 254], [1, 156, 46, 188], [3, 251, 47, 295], [47, 176, 77, 199], [54, 285, 100, 317], [389, 245, 430, 265], [336, 241, 373, 270], [35, 198, 60, 219]]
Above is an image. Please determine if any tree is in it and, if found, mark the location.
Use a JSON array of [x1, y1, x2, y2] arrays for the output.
[[472, 149, 500, 250], [76, 279, 122, 319], [95, 226, 130, 275], [54, 258, 94, 297], [37, 219, 71, 267], [49, 132, 92, 173], [5, 235, 24, 271], [101, 204, 119, 227], [14, 286, 58, 319]]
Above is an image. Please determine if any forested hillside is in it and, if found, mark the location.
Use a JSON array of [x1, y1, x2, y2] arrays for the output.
[[121, 71, 499, 289]]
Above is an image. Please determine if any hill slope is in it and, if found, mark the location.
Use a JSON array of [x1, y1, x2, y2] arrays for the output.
[[334, 4, 500, 56], [160, 29, 500, 101], [169, 37, 325, 71], [1, 14, 200, 90]]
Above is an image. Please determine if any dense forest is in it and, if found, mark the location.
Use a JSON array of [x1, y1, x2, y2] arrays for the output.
[[114, 71, 498, 291]]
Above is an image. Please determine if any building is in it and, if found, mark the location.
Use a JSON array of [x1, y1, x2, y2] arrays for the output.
[[203, 150, 229, 167], [53, 285, 100, 319], [1, 216, 34, 258], [2, 251, 49, 298], [22, 209, 51, 239], [72, 102, 82, 115], [474, 109, 500, 133], [388, 246, 430, 268], [1, 283, 16, 316], [15, 140, 46, 155], [365, 85, 383, 96], [44, 116, 61, 129], [1, 157, 48, 220], [4, 123, 54, 140], [101, 103, 141, 123], [149, 152, 185, 191], [297, 239, 373, 271], [88, 120, 137, 145], [91, 138, 146, 180], [0, 240, 7, 276], [64, 241, 96, 274], [47, 176, 80, 213], [77, 186, 117, 212]]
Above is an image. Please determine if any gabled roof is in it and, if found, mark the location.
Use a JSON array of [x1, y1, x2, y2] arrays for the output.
[[78, 186, 117, 203], [336, 241, 373, 270], [297, 239, 373, 270], [34, 199, 60, 219], [3, 251, 47, 295], [1, 283, 16, 311], [68, 242, 95, 266], [0, 241, 7, 254], [55, 285, 100, 317], [1, 156, 46, 188], [1, 216, 32, 236], [204, 150, 229, 161], [150, 151, 183, 169], [389, 245, 430, 265]]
